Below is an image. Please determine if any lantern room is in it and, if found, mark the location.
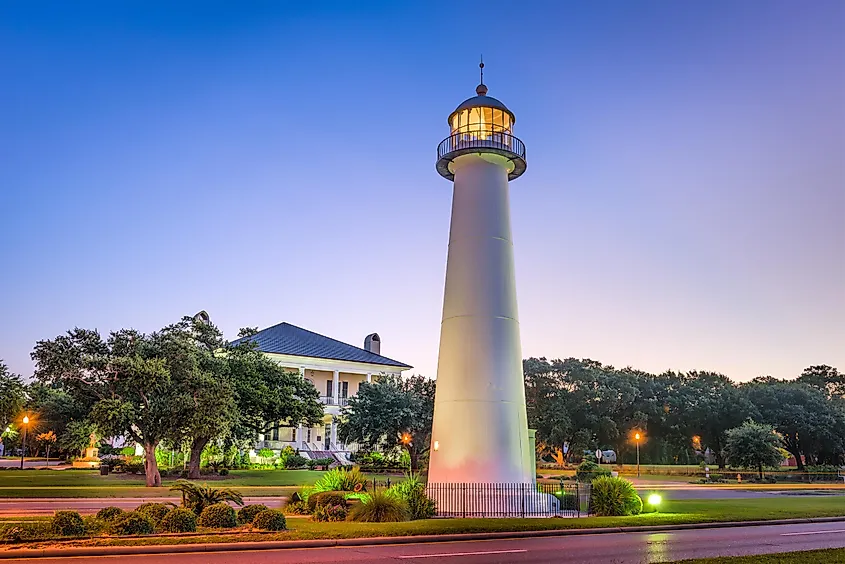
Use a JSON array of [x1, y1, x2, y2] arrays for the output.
[[436, 83, 526, 181]]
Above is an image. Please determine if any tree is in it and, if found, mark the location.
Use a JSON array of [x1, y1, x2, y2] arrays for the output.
[[32, 327, 191, 486], [797, 365, 845, 399], [724, 421, 785, 478], [36, 431, 57, 465], [338, 374, 435, 471], [59, 420, 96, 456], [0, 361, 27, 429]]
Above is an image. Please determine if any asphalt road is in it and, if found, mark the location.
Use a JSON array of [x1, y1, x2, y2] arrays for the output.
[[6, 521, 845, 563]]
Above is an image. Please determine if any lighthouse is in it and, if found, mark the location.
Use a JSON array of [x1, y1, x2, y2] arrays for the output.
[[428, 64, 533, 485]]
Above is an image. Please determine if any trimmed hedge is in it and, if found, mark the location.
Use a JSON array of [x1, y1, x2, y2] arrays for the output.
[[198, 502, 237, 528], [51, 511, 85, 536], [252, 509, 287, 531], [136, 502, 172, 524], [238, 504, 269, 524], [95, 506, 124, 522], [110, 511, 155, 535], [159, 507, 197, 533], [576, 460, 612, 482]]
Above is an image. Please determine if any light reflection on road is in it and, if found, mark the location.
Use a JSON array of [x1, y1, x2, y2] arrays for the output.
[[645, 532, 672, 562]]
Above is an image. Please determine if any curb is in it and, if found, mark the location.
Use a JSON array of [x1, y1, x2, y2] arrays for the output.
[[3, 516, 845, 559]]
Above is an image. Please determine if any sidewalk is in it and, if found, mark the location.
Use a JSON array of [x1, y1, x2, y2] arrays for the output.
[[3, 515, 845, 560]]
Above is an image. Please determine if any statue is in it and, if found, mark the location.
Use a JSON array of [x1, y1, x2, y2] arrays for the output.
[[72, 431, 100, 468]]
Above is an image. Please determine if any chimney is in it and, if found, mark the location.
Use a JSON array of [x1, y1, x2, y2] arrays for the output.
[[364, 333, 381, 355]]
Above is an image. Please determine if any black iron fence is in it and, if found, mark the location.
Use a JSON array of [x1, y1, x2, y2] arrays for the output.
[[423, 482, 591, 518]]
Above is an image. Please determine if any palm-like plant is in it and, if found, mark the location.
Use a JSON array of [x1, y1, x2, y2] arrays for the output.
[[169, 480, 244, 515]]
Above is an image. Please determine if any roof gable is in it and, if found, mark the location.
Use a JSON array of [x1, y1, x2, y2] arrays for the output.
[[230, 322, 412, 369]]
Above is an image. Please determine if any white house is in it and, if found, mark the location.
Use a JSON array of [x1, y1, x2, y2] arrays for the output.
[[230, 322, 413, 464]]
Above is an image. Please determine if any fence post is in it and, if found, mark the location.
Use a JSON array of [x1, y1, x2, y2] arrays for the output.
[[521, 483, 526, 518], [576, 480, 580, 517], [462, 483, 467, 519]]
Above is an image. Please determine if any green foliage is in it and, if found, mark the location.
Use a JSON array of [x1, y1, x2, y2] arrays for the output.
[[257, 448, 275, 462], [118, 457, 145, 474], [348, 491, 410, 522], [283, 500, 310, 515], [724, 421, 785, 477], [59, 420, 96, 456], [312, 467, 367, 493], [339, 374, 435, 471], [312, 503, 348, 522], [590, 476, 643, 516], [169, 480, 243, 515], [284, 454, 309, 469], [159, 507, 197, 533], [110, 511, 155, 535], [136, 502, 173, 524], [576, 460, 611, 482], [51, 510, 85, 536], [0, 361, 26, 429], [252, 509, 287, 531], [307, 457, 335, 469], [388, 473, 435, 520], [237, 503, 269, 524], [95, 506, 124, 522], [307, 491, 348, 513], [198, 502, 238, 528]]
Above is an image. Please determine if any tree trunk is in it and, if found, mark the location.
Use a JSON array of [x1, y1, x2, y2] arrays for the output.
[[46, 445, 50, 468], [758, 463, 763, 480], [407, 446, 419, 472], [143, 441, 161, 487], [187, 437, 209, 480]]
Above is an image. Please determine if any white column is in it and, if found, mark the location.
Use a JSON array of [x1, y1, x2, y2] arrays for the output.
[[332, 370, 340, 405], [330, 417, 338, 449], [366, 372, 372, 383], [429, 154, 531, 484], [297, 424, 304, 450]]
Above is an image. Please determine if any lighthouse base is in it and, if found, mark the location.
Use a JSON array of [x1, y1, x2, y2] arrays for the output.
[[426, 483, 565, 518]]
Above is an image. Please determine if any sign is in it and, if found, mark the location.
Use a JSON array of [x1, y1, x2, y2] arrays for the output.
[[595, 449, 602, 461]]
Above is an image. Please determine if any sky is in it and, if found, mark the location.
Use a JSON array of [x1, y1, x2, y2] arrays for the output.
[[1, 1, 843, 383]]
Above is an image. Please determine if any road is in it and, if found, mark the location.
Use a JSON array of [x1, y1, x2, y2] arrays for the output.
[[5, 521, 845, 563]]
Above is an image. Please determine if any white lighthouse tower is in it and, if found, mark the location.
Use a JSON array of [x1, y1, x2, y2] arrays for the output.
[[429, 64, 533, 486]]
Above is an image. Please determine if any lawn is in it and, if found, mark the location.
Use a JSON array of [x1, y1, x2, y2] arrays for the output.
[[673, 548, 845, 563], [5, 497, 845, 550]]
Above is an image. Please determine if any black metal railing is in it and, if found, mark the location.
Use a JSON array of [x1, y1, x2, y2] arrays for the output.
[[423, 482, 590, 518], [437, 130, 525, 161]]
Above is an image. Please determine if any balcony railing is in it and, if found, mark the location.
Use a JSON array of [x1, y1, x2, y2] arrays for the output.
[[436, 129, 526, 181], [319, 396, 349, 407]]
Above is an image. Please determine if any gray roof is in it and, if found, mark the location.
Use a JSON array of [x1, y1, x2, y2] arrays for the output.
[[230, 322, 412, 369]]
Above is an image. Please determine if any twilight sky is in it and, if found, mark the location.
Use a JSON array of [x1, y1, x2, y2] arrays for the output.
[[1, 1, 843, 382]]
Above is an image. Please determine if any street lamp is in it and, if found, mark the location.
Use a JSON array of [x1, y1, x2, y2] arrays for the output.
[[634, 432, 641, 478], [20, 416, 30, 470]]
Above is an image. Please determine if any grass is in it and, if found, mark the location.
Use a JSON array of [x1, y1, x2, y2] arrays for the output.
[[4, 497, 844, 550], [673, 548, 845, 563]]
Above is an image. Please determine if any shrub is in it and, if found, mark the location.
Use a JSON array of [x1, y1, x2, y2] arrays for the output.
[[95, 506, 124, 522], [159, 507, 197, 533], [283, 500, 309, 515], [252, 509, 287, 531], [404, 487, 436, 520], [51, 510, 85, 536], [307, 491, 348, 513], [589, 476, 643, 516], [118, 457, 145, 474], [219, 468, 229, 476], [169, 480, 244, 515], [198, 502, 238, 528], [0, 522, 52, 542], [312, 503, 347, 522], [576, 460, 611, 482], [237, 504, 269, 524], [313, 467, 367, 493], [136, 502, 173, 524], [348, 491, 410, 522], [284, 454, 309, 469], [110, 511, 155, 535]]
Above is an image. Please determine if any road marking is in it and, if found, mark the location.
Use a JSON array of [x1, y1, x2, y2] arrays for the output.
[[781, 529, 845, 536], [398, 549, 528, 559]]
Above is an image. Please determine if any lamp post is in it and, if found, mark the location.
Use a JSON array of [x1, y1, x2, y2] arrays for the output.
[[20, 416, 29, 470], [634, 432, 641, 478]]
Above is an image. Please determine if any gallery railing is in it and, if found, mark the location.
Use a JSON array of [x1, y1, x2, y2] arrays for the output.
[[437, 129, 526, 161]]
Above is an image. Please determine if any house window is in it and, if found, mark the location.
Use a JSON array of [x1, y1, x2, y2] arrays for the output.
[[341, 381, 349, 398], [291, 428, 297, 442], [326, 380, 333, 398], [307, 428, 312, 443], [271, 427, 279, 441]]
